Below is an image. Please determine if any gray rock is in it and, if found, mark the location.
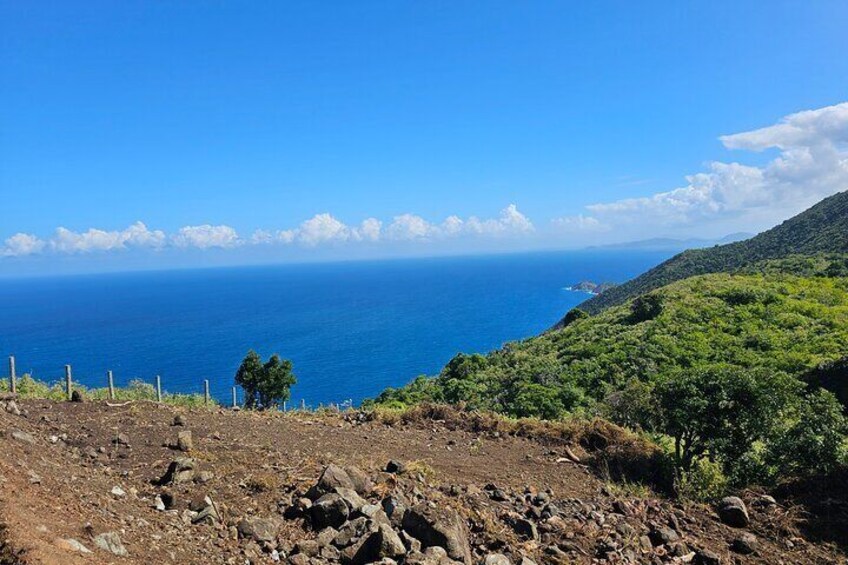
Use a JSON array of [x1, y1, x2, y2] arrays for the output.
[[311, 493, 350, 529], [309, 464, 356, 499], [648, 526, 680, 546], [349, 523, 407, 563], [345, 466, 374, 495], [334, 517, 373, 547], [158, 457, 196, 484], [238, 517, 279, 543], [288, 554, 310, 565], [484, 554, 511, 565], [316, 527, 339, 548], [10, 430, 35, 445], [518, 558, 537, 565], [172, 414, 186, 426], [93, 531, 127, 556], [505, 514, 538, 540], [732, 532, 758, 555], [294, 539, 320, 557], [717, 496, 749, 527], [176, 430, 193, 452], [694, 547, 722, 565], [335, 487, 368, 513], [4, 400, 21, 416], [56, 538, 92, 554], [402, 504, 472, 565]]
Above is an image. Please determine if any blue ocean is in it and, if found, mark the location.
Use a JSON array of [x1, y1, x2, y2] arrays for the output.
[[0, 250, 670, 406]]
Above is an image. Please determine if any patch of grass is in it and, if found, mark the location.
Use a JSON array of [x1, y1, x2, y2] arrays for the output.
[[1, 374, 215, 408]]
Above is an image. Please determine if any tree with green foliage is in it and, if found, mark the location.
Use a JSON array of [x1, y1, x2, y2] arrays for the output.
[[765, 388, 848, 477], [235, 350, 296, 409], [655, 365, 800, 473]]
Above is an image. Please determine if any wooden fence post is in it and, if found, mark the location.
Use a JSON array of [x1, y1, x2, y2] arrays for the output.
[[107, 370, 115, 400], [232, 386, 237, 408], [8, 356, 15, 395], [65, 365, 72, 400], [204, 379, 210, 405], [156, 375, 162, 402]]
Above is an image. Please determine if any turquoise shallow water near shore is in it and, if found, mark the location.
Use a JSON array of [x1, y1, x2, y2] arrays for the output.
[[0, 250, 671, 406]]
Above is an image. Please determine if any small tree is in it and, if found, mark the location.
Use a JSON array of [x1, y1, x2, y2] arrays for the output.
[[236, 350, 296, 409]]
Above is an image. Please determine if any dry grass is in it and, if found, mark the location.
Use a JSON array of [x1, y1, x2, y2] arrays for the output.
[[368, 403, 675, 493]]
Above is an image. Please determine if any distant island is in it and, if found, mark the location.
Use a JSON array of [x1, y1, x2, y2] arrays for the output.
[[564, 280, 618, 295]]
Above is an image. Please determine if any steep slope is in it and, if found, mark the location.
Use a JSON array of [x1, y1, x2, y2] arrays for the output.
[[374, 265, 848, 417], [578, 190, 848, 315]]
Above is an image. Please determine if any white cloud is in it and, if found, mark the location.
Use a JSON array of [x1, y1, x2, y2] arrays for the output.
[[296, 213, 351, 246], [551, 214, 608, 233], [49, 222, 166, 253], [353, 218, 382, 242], [584, 102, 848, 232], [386, 214, 438, 241], [172, 225, 240, 249], [2, 233, 46, 257]]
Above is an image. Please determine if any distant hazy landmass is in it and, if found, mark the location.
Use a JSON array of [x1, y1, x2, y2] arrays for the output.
[[587, 232, 754, 251]]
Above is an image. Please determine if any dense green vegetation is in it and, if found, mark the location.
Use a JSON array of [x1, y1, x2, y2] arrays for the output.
[[371, 267, 848, 491], [235, 350, 297, 409], [578, 190, 848, 315]]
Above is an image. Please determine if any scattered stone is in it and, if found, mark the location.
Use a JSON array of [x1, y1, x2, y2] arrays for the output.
[[173, 414, 186, 426], [4, 400, 21, 415], [385, 460, 406, 474], [732, 532, 758, 555], [294, 539, 320, 557], [717, 497, 749, 527], [176, 430, 193, 452], [158, 457, 197, 485], [11, 430, 36, 445], [56, 538, 92, 554], [693, 547, 722, 565], [70, 390, 84, 402], [648, 525, 680, 546], [195, 470, 214, 483], [113, 433, 130, 447], [110, 485, 126, 498], [238, 517, 279, 543], [485, 554, 511, 565], [93, 531, 128, 557], [505, 513, 538, 540]]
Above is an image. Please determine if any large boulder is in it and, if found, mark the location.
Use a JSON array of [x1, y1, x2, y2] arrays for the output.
[[402, 505, 472, 565], [311, 493, 350, 529], [309, 464, 356, 499], [717, 496, 749, 527]]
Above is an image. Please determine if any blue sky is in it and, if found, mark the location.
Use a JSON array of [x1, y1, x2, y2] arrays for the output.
[[2, 1, 847, 273]]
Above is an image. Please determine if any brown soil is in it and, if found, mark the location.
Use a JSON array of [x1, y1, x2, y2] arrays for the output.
[[0, 400, 845, 564]]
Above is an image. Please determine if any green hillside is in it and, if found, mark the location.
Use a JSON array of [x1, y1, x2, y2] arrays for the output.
[[372, 263, 848, 487], [375, 265, 848, 417], [577, 190, 848, 316]]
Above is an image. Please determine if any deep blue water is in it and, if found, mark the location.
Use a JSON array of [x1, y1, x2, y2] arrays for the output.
[[0, 250, 670, 406]]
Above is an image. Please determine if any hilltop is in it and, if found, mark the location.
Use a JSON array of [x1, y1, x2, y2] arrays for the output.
[[577, 190, 848, 315]]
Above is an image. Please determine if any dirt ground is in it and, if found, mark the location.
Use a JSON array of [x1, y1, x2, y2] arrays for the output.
[[1, 400, 845, 564]]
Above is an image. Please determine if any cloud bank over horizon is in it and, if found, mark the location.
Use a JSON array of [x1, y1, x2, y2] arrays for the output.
[[4, 102, 847, 261]]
